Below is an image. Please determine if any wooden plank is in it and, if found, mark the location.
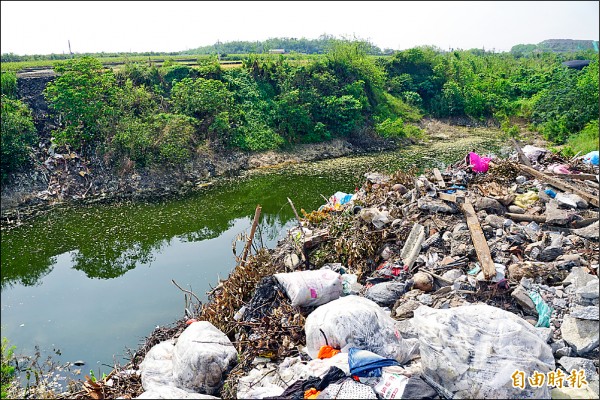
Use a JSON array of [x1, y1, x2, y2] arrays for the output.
[[505, 213, 547, 223], [433, 168, 446, 188], [550, 173, 598, 181], [511, 138, 533, 167], [460, 199, 496, 280], [438, 191, 465, 204], [438, 192, 456, 203], [517, 164, 599, 208]]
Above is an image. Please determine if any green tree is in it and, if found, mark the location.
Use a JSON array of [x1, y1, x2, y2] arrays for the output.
[[44, 57, 117, 150]]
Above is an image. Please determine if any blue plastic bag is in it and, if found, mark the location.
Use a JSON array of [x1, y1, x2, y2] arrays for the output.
[[582, 151, 599, 165], [528, 291, 553, 328]]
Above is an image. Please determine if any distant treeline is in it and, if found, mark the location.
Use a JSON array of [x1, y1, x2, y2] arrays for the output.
[[511, 39, 599, 57], [3, 36, 598, 63], [183, 34, 389, 55]]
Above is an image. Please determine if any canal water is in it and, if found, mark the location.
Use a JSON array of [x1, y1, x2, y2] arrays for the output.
[[0, 131, 503, 381]]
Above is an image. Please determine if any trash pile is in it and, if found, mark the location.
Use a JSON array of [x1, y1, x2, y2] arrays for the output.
[[131, 143, 598, 399]]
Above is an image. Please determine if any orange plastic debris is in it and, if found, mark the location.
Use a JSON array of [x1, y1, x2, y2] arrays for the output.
[[304, 388, 320, 399], [317, 345, 340, 359]]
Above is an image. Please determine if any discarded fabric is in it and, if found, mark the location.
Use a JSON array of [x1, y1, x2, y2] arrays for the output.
[[348, 347, 400, 378], [522, 145, 547, 163], [514, 191, 539, 208]]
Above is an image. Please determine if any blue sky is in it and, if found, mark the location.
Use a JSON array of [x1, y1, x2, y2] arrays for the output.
[[1, 1, 598, 55]]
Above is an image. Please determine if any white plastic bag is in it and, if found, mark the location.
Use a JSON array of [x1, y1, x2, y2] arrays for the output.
[[305, 296, 416, 364], [138, 339, 177, 390], [414, 304, 555, 399], [136, 386, 218, 399], [172, 321, 238, 395], [237, 356, 311, 399], [373, 372, 409, 399], [274, 269, 342, 307]]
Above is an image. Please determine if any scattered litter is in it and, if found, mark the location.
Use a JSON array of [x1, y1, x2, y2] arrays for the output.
[[127, 143, 598, 399]]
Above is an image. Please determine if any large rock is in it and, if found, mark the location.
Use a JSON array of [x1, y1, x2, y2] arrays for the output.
[[539, 246, 564, 262], [557, 357, 599, 382], [575, 279, 599, 306], [560, 315, 600, 355], [572, 221, 600, 240], [563, 267, 597, 290], [511, 285, 537, 315], [569, 306, 599, 321], [473, 196, 506, 214], [418, 197, 457, 214], [484, 214, 505, 229], [394, 299, 422, 319], [545, 200, 570, 225], [365, 281, 410, 307], [172, 321, 238, 395]]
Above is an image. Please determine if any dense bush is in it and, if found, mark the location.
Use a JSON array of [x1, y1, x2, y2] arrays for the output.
[[171, 77, 233, 127], [531, 59, 599, 143], [111, 113, 196, 166], [563, 119, 599, 157], [44, 57, 117, 150], [1, 96, 37, 183], [1, 338, 16, 399], [1, 71, 17, 98]]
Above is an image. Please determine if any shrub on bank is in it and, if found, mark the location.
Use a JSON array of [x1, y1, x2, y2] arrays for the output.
[[1, 96, 37, 183]]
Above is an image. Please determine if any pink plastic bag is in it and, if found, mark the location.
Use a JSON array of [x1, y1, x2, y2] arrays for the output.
[[469, 152, 491, 173], [548, 164, 571, 174]]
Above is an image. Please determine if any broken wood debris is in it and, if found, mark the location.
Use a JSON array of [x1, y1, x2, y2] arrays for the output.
[[516, 164, 599, 207], [460, 199, 497, 280]]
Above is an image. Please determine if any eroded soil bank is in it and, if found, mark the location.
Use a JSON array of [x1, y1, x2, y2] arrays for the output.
[[1, 116, 505, 229]]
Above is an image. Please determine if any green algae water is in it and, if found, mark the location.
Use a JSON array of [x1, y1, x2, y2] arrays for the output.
[[1, 131, 504, 380]]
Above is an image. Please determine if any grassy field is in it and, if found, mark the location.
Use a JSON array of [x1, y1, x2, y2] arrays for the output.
[[0, 53, 327, 72]]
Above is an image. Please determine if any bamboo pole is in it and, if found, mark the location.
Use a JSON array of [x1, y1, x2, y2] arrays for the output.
[[241, 205, 262, 266], [287, 197, 309, 267]]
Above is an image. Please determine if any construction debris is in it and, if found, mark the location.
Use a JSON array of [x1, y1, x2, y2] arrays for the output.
[[106, 142, 598, 399]]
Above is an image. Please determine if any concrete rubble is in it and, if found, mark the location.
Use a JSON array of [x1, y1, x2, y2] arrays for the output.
[[132, 145, 598, 399]]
